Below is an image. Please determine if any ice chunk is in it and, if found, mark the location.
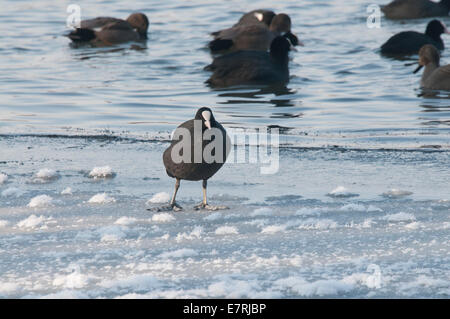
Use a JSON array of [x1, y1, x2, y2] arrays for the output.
[[382, 189, 413, 198], [250, 207, 273, 217], [0, 220, 9, 228], [28, 195, 53, 208], [53, 269, 90, 289], [215, 226, 238, 235], [98, 225, 126, 242], [88, 193, 116, 204], [147, 192, 171, 204], [114, 217, 138, 225], [159, 248, 198, 259], [88, 166, 115, 179], [327, 186, 359, 198], [17, 215, 45, 228], [61, 187, 72, 195], [32, 168, 59, 183], [0, 173, 8, 185], [274, 276, 354, 297], [151, 213, 175, 223], [1, 187, 24, 197], [261, 225, 286, 234], [383, 212, 415, 222]]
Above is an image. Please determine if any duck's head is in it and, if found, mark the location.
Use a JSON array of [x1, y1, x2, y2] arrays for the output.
[[414, 44, 440, 73], [127, 13, 149, 38], [270, 13, 292, 33]]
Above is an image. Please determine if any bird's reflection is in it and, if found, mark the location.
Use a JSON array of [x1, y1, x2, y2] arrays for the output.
[[215, 84, 298, 107], [69, 42, 148, 60]]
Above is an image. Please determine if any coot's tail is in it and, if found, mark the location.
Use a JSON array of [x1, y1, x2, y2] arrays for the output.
[[66, 28, 96, 42], [208, 39, 233, 52]]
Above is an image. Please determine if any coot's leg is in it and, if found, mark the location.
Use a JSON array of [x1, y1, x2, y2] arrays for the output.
[[194, 180, 229, 211], [148, 178, 183, 212]]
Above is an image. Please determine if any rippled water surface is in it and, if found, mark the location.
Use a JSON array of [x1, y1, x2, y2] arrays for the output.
[[1, 0, 449, 147]]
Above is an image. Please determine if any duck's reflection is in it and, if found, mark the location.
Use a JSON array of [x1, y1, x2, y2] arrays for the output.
[[215, 84, 298, 107]]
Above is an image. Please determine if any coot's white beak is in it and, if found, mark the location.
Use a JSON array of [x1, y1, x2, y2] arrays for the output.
[[442, 22, 450, 34], [254, 12, 264, 22], [202, 110, 212, 129]]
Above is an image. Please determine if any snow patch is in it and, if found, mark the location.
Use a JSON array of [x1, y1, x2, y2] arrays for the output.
[[53, 271, 90, 289], [176, 226, 203, 242], [215, 226, 238, 235], [0, 220, 9, 228], [114, 217, 137, 226], [327, 186, 359, 198], [151, 213, 175, 223], [275, 276, 354, 296], [88, 193, 116, 204], [298, 218, 338, 230], [32, 168, 59, 183], [28, 195, 53, 208], [382, 189, 413, 198], [261, 225, 286, 234], [1, 187, 23, 197], [159, 248, 198, 259], [250, 207, 273, 217], [147, 192, 170, 204], [383, 212, 415, 222], [61, 187, 72, 195], [98, 225, 126, 242], [88, 166, 115, 179], [0, 173, 8, 185], [17, 215, 46, 229], [0, 282, 19, 295]]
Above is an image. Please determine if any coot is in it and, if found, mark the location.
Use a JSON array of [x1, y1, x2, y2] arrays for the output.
[[205, 36, 292, 87], [381, 0, 450, 19], [209, 13, 301, 52], [380, 20, 449, 56], [66, 13, 149, 45], [159, 107, 230, 211]]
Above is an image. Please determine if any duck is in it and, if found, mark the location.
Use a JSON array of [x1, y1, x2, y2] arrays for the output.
[[205, 36, 293, 87], [209, 13, 301, 53], [157, 107, 230, 211], [66, 12, 149, 45], [414, 44, 450, 90], [233, 9, 276, 27], [381, 0, 450, 19], [211, 9, 276, 39], [380, 19, 449, 56]]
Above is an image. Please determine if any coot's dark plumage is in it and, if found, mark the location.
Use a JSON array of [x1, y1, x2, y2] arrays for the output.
[[234, 9, 276, 27], [380, 20, 449, 56], [381, 0, 450, 19], [414, 44, 450, 90], [160, 107, 230, 211], [209, 13, 301, 53], [210, 9, 275, 38], [205, 36, 292, 87], [66, 13, 149, 45]]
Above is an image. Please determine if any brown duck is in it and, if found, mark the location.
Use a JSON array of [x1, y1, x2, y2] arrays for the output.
[[209, 13, 301, 52], [66, 13, 149, 45], [414, 44, 450, 90]]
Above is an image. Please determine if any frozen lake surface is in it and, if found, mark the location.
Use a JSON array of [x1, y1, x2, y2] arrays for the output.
[[0, 136, 449, 298]]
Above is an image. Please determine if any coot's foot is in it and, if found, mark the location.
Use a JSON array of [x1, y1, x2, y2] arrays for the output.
[[148, 202, 183, 212], [193, 203, 229, 211]]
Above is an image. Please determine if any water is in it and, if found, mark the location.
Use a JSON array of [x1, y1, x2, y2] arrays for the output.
[[0, 0, 449, 298]]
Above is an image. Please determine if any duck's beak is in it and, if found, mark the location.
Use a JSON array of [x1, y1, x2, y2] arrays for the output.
[[413, 64, 423, 74]]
